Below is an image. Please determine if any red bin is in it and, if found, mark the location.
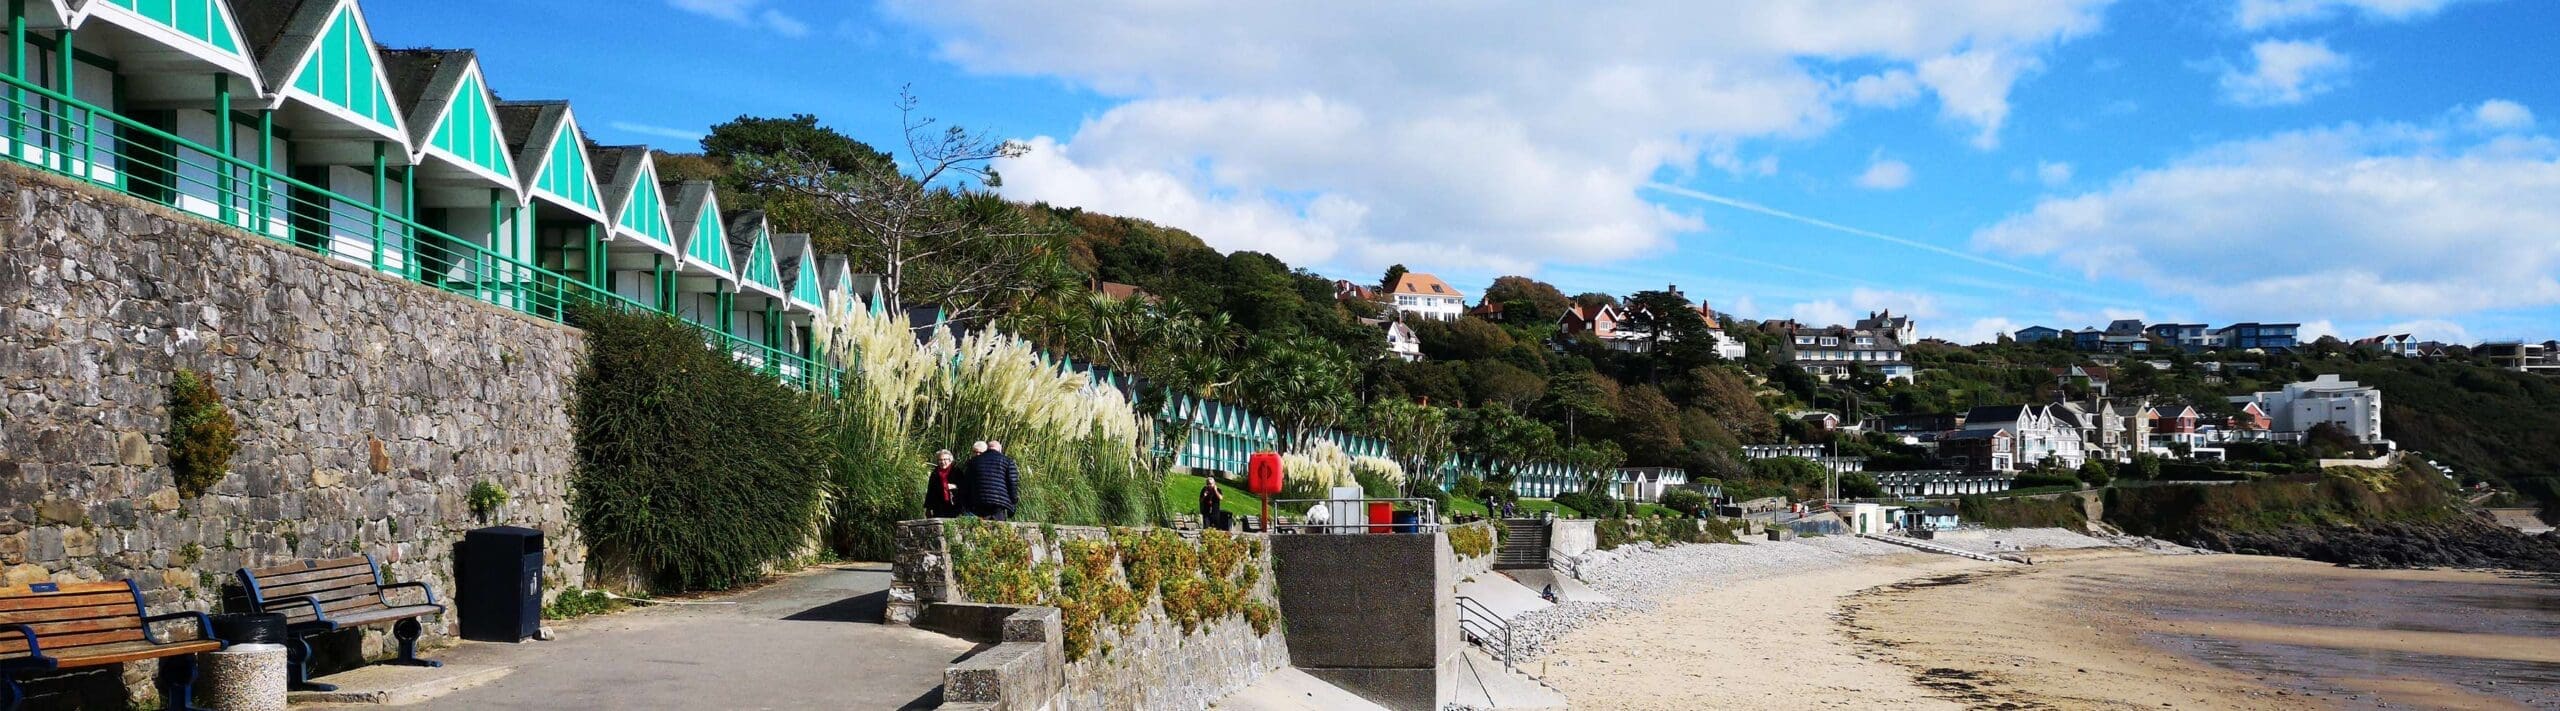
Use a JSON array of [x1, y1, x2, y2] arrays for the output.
[[1246, 452, 1284, 495], [1368, 502, 1393, 534]]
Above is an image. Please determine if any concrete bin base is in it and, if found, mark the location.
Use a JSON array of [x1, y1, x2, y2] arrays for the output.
[[201, 643, 287, 711]]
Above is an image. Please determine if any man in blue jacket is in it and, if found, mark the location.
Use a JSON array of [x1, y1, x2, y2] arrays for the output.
[[970, 440, 1021, 520]]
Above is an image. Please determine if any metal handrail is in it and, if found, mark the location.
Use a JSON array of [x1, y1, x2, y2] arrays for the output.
[[1269, 497, 1441, 534], [0, 71, 839, 392], [1454, 594, 1513, 670]]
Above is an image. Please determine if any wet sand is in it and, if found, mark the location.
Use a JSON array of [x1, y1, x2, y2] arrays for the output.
[[1843, 551, 2560, 710], [1537, 551, 1995, 710]]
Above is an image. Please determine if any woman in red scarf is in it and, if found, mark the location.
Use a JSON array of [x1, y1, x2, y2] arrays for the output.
[[925, 449, 965, 518]]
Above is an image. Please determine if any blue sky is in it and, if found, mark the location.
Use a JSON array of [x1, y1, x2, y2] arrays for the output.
[[371, 0, 2560, 345]]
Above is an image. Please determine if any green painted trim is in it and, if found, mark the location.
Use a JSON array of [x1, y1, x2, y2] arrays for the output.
[[423, 66, 511, 181], [613, 160, 670, 245], [284, 2, 400, 134], [741, 229, 781, 290], [98, 0, 246, 56], [531, 112, 601, 213]]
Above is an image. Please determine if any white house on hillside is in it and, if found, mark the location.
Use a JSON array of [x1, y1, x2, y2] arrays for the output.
[[1373, 318, 1423, 361], [1388, 272, 1467, 322], [2229, 374, 2388, 447]]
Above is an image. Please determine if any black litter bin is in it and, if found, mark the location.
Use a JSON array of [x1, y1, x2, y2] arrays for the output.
[[210, 612, 287, 645], [458, 526, 543, 642]]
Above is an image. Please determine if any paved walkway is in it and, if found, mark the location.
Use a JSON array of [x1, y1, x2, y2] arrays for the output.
[[405, 565, 976, 710]]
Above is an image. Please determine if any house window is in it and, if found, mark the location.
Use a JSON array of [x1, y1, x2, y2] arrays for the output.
[[1820, 337, 1839, 346], [1795, 336, 1815, 345], [1855, 337, 1873, 346]]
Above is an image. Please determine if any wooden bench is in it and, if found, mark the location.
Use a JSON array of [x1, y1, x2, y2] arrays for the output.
[[236, 555, 444, 691], [0, 580, 222, 711]]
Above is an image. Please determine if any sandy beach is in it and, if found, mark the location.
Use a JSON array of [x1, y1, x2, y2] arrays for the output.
[[1530, 539, 1998, 710], [1534, 534, 2559, 710], [1845, 551, 2560, 710]]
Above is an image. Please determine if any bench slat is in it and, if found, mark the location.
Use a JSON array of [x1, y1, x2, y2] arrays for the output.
[[0, 602, 134, 625], [20, 616, 140, 638], [249, 563, 376, 590], [243, 556, 371, 583], [0, 591, 134, 614], [0, 639, 221, 668], [0, 582, 130, 598], [0, 628, 143, 655], [253, 570, 379, 600]]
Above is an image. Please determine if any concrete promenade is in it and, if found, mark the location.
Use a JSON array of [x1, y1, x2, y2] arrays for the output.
[[396, 565, 977, 710]]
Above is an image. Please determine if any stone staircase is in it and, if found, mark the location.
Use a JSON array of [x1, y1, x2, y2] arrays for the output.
[[1495, 519, 1550, 570]]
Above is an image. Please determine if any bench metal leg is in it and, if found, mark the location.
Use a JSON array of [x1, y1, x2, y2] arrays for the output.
[[155, 653, 212, 711], [288, 634, 337, 692], [388, 618, 440, 668], [2, 670, 22, 711]]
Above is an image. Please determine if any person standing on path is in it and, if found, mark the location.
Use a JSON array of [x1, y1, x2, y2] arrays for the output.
[[1198, 475, 1229, 531], [969, 440, 1020, 520], [924, 449, 964, 518]]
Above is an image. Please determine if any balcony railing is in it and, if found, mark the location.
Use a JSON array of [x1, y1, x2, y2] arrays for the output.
[[0, 71, 837, 393]]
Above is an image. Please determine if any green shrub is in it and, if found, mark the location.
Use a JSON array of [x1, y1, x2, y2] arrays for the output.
[[1448, 522, 1495, 559], [468, 479, 509, 520], [1658, 488, 1708, 516], [2077, 460, 2114, 487], [569, 307, 830, 592], [167, 369, 239, 498], [1956, 494, 2087, 529]]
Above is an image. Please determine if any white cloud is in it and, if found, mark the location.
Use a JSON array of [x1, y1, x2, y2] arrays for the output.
[[2366, 318, 2470, 343], [1918, 49, 2042, 149], [1974, 116, 2560, 323], [2468, 99, 2535, 132], [1941, 317, 2020, 345], [2218, 39, 2351, 107], [1856, 156, 1914, 190], [608, 121, 706, 143], [759, 9, 811, 37], [2036, 160, 2074, 187], [1788, 288, 1942, 329], [884, 1, 2109, 273], [668, 0, 810, 38], [2235, 0, 2467, 30], [1842, 70, 1923, 109]]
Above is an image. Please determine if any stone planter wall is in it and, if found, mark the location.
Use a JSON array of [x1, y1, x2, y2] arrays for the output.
[[0, 167, 584, 703], [890, 519, 1289, 711]]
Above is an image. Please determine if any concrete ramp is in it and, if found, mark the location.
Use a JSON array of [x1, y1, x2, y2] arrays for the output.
[[1442, 648, 1569, 710], [1212, 666, 1391, 711], [1457, 572, 1553, 620], [1500, 569, 1615, 604]]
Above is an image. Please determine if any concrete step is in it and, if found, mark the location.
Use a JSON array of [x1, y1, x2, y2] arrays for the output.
[[287, 663, 512, 705], [1855, 533, 2015, 563]]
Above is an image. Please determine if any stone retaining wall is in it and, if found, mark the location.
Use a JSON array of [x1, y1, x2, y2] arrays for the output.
[[0, 167, 584, 702], [1451, 521, 1495, 579], [890, 519, 1289, 710]]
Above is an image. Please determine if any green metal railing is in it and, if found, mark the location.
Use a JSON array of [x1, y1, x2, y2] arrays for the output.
[[0, 70, 839, 393]]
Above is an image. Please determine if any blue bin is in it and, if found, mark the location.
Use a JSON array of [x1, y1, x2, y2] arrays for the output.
[[1392, 511, 1421, 533]]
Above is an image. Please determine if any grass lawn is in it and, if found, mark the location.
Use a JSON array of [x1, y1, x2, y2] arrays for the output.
[[1514, 498, 1583, 518], [1632, 503, 1682, 518], [1160, 473, 1269, 520], [1443, 496, 1489, 517]]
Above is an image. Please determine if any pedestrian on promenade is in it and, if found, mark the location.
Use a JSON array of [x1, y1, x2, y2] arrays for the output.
[[924, 449, 964, 518], [1198, 475, 1229, 531], [969, 440, 1020, 521]]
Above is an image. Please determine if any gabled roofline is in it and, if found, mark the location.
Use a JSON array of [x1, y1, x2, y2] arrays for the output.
[[726, 211, 786, 299], [498, 100, 609, 224], [773, 233, 822, 312], [73, 0, 265, 91], [248, 0, 411, 149], [385, 49, 518, 195], [595, 145, 675, 253], [664, 180, 735, 281]]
